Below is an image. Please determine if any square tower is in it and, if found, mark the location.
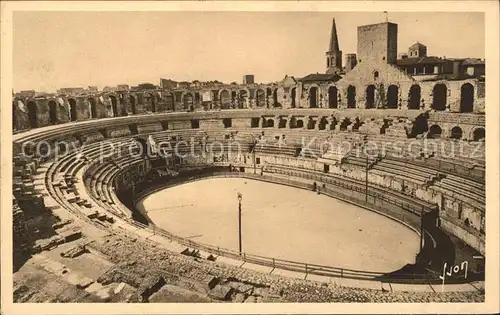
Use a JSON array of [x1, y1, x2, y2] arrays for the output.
[[357, 22, 398, 64]]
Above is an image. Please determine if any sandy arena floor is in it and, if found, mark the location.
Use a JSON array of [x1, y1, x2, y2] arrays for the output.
[[137, 178, 420, 272]]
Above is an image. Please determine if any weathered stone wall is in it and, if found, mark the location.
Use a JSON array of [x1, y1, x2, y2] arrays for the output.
[[357, 22, 398, 64]]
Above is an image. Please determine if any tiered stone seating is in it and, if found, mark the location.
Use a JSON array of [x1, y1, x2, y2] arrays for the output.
[[371, 157, 439, 185], [137, 123, 163, 134]]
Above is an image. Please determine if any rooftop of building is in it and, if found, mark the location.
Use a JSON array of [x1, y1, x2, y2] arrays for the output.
[[409, 42, 427, 49], [396, 56, 449, 66], [298, 73, 341, 83]]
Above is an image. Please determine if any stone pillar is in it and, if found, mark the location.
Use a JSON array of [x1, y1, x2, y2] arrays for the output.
[[274, 116, 280, 128]]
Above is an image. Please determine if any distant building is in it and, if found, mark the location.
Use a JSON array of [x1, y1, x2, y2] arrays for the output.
[[159, 78, 178, 89], [88, 86, 99, 93], [137, 83, 157, 90], [177, 81, 191, 89], [17, 90, 36, 98], [102, 86, 117, 92], [408, 42, 427, 58], [57, 87, 85, 95], [242, 75, 255, 85], [117, 85, 130, 91]]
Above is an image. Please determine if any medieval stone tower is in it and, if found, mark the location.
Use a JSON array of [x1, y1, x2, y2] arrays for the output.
[[326, 18, 342, 74], [357, 22, 398, 65]]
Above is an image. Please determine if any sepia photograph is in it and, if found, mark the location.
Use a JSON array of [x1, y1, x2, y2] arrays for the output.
[[1, 1, 499, 314]]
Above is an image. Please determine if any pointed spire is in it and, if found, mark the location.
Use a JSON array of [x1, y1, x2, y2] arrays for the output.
[[329, 18, 340, 53]]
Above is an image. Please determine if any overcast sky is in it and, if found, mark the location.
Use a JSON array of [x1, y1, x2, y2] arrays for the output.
[[13, 11, 484, 92]]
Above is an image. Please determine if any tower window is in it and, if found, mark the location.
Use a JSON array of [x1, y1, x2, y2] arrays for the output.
[[374, 71, 379, 80]]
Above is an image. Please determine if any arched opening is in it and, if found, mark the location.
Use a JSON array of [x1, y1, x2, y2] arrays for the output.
[[387, 85, 399, 109], [266, 119, 274, 128], [460, 83, 474, 113], [373, 71, 379, 81], [239, 90, 248, 108], [183, 93, 193, 111], [119, 95, 127, 116], [339, 118, 351, 131], [328, 86, 338, 108], [410, 114, 428, 137], [109, 95, 118, 116], [88, 98, 97, 118], [150, 93, 157, 112], [68, 98, 77, 121], [273, 89, 278, 107], [432, 84, 447, 111], [428, 125, 442, 139], [408, 85, 421, 110], [48, 100, 58, 125], [347, 86, 356, 108], [318, 117, 328, 130], [291, 88, 296, 108], [309, 87, 318, 108], [165, 93, 175, 111], [450, 126, 463, 140], [27, 101, 38, 128], [256, 89, 266, 107], [129, 95, 136, 114], [220, 90, 231, 109], [473, 128, 485, 141], [296, 119, 304, 128], [365, 85, 376, 109]]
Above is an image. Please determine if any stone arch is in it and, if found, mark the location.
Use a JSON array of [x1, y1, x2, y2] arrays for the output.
[[365, 85, 376, 109], [291, 87, 297, 108], [68, 98, 78, 121], [428, 124, 442, 138], [148, 93, 157, 112], [88, 98, 97, 118], [129, 95, 137, 114], [239, 89, 249, 108], [182, 92, 194, 110], [339, 118, 351, 131], [373, 71, 379, 81], [318, 117, 328, 130], [328, 86, 338, 108], [347, 86, 356, 108], [450, 126, 463, 139], [411, 114, 428, 137], [387, 85, 399, 109], [309, 86, 318, 108], [432, 83, 447, 111], [460, 83, 474, 113], [472, 127, 485, 141], [256, 89, 266, 107], [266, 118, 274, 128], [27, 100, 38, 128], [295, 119, 304, 128], [48, 100, 58, 124], [108, 95, 119, 116], [164, 92, 175, 111], [408, 84, 421, 110], [220, 89, 231, 109]]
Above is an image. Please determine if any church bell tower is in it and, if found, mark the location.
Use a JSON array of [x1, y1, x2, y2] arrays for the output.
[[326, 18, 342, 74]]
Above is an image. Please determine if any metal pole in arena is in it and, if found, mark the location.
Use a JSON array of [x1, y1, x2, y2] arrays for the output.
[[237, 192, 243, 254]]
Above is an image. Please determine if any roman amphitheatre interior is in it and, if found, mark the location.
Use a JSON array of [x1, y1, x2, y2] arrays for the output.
[[11, 13, 486, 303]]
